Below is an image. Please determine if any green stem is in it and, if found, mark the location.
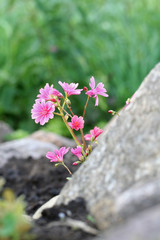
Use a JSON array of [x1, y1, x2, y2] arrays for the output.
[[83, 95, 90, 118], [62, 108, 72, 118], [79, 145, 86, 158], [62, 98, 66, 109], [62, 93, 68, 110], [88, 139, 94, 155], [80, 129, 87, 151], [54, 112, 62, 116], [62, 162, 72, 176], [66, 103, 74, 116]]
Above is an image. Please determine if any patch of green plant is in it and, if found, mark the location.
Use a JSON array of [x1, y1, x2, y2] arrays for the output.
[[86, 214, 96, 224], [4, 129, 29, 141], [0, 180, 33, 240]]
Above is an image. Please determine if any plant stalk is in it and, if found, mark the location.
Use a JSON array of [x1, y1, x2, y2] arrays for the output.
[[83, 95, 90, 118], [80, 129, 87, 151], [66, 103, 74, 116], [62, 162, 72, 176]]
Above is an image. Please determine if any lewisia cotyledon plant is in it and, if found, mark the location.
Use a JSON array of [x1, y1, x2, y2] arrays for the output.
[[31, 76, 109, 176]]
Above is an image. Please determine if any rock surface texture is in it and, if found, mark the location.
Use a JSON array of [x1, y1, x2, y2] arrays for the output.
[[95, 203, 160, 240], [57, 63, 160, 232], [31, 130, 75, 148], [0, 138, 57, 167]]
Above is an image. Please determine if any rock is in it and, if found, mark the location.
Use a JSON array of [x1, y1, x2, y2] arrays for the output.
[[33, 195, 59, 220], [0, 138, 57, 167], [30, 130, 76, 148], [95, 203, 160, 240], [0, 121, 13, 142], [57, 63, 160, 230]]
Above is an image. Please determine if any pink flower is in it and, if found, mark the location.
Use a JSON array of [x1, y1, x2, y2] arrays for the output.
[[84, 126, 103, 141], [46, 147, 70, 162], [58, 81, 83, 96], [68, 115, 84, 131], [71, 146, 82, 159], [86, 76, 109, 106], [31, 100, 55, 125], [37, 83, 62, 101]]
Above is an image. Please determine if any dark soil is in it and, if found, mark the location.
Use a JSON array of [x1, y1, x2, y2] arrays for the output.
[[0, 153, 97, 240], [33, 198, 96, 240]]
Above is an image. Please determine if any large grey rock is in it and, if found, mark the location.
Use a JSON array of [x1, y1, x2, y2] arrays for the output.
[[57, 63, 160, 230], [0, 138, 57, 167], [95, 203, 160, 240], [30, 130, 76, 148], [0, 121, 13, 142]]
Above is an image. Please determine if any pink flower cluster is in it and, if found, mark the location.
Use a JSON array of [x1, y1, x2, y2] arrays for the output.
[[46, 126, 103, 166], [31, 82, 83, 125], [31, 76, 108, 174], [31, 77, 108, 126]]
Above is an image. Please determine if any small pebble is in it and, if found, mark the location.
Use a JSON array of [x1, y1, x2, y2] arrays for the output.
[[58, 212, 66, 219]]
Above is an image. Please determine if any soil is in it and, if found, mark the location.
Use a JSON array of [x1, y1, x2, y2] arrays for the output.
[[0, 153, 98, 240]]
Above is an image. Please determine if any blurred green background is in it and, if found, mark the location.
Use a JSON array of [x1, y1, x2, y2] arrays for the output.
[[0, 0, 160, 137]]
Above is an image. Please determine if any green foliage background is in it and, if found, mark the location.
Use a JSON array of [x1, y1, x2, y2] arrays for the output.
[[0, 0, 160, 136]]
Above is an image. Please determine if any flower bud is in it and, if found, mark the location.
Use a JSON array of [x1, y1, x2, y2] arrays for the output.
[[84, 86, 88, 92], [64, 114, 69, 120], [55, 163, 61, 167], [86, 148, 89, 156], [126, 98, 131, 105], [73, 161, 81, 165], [108, 110, 116, 116], [66, 99, 71, 105], [51, 98, 57, 103], [108, 110, 113, 114], [49, 95, 58, 102], [79, 156, 84, 162], [91, 136, 95, 142], [73, 162, 78, 166]]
